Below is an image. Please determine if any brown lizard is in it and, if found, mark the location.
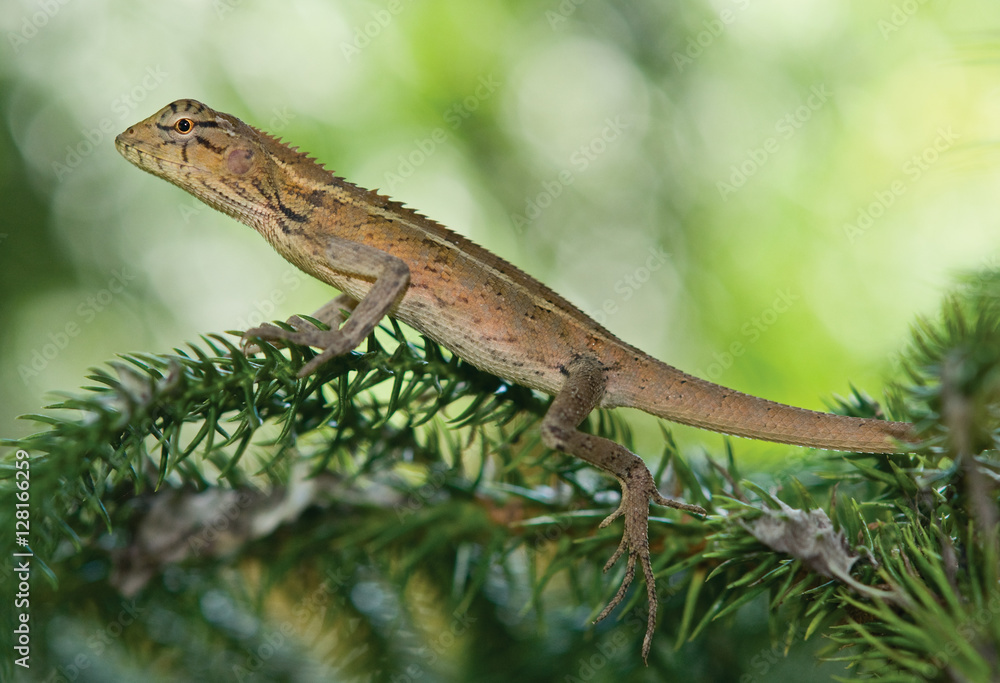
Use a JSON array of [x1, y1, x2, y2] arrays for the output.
[[115, 99, 915, 661]]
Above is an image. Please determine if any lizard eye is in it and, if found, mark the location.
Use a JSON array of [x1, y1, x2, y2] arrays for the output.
[[174, 118, 194, 134]]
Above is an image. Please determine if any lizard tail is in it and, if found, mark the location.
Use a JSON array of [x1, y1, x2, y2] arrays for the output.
[[612, 356, 915, 454]]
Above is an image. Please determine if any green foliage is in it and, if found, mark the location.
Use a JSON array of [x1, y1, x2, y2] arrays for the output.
[[679, 271, 1000, 682], [2, 272, 999, 681]]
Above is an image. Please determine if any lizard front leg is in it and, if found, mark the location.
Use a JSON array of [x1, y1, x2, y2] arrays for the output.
[[540, 355, 706, 663], [245, 236, 409, 377], [242, 293, 359, 356], [286, 293, 361, 335]]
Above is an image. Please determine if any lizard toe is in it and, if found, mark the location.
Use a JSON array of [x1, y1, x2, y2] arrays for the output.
[[593, 467, 702, 663]]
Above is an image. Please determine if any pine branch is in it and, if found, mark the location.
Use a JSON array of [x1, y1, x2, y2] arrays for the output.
[[1, 321, 554, 561], [676, 273, 1000, 681], [1, 321, 705, 679], [1, 271, 999, 680]]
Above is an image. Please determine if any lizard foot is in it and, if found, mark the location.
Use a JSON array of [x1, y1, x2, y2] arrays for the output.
[[242, 315, 317, 355], [243, 320, 354, 377], [243, 296, 357, 356], [594, 465, 706, 663]]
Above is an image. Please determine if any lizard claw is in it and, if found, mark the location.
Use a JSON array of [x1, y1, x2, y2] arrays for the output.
[[241, 321, 297, 356], [594, 466, 706, 664], [243, 296, 356, 357], [242, 318, 353, 375]]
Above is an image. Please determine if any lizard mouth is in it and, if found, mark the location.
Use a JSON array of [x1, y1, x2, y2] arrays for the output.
[[114, 135, 200, 174]]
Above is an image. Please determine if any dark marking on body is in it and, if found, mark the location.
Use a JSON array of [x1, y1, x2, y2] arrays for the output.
[[195, 136, 225, 154], [279, 203, 308, 223]]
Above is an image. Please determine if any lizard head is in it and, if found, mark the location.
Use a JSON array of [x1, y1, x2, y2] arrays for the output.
[[116, 99, 307, 229]]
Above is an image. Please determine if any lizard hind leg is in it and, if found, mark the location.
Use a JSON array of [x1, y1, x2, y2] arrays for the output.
[[539, 356, 706, 664]]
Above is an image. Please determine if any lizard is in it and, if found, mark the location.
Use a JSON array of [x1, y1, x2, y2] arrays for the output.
[[115, 99, 916, 662]]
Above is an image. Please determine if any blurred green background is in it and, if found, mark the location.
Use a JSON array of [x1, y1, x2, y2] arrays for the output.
[[0, 0, 999, 678]]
